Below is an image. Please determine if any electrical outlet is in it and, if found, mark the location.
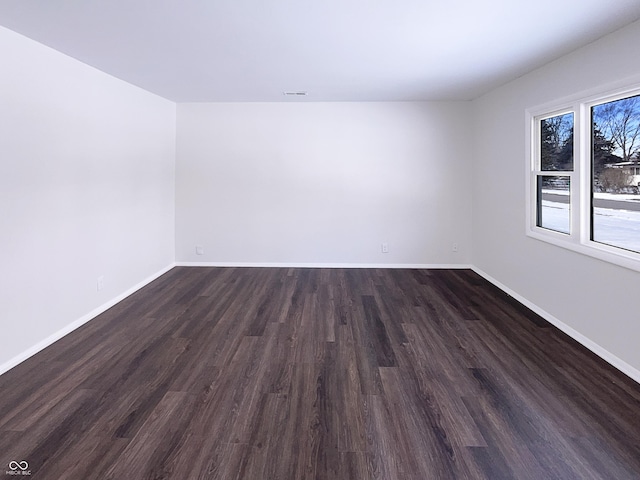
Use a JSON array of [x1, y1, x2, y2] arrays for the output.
[[97, 276, 104, 292], [452, 242, 459, 252], [195, 245, 204, 255], [381, 243, 389, 253]]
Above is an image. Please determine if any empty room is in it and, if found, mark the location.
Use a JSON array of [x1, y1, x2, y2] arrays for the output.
[[2, 1, 640, 478]]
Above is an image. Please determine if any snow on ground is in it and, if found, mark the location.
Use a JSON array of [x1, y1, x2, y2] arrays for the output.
[[593, 207, 640, 253], [542, 189, 640, 202], [539, 201, 571, 234], [540, 200, 640, 252]]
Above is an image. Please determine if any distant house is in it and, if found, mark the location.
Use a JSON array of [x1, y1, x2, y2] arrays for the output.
[[604, 160, 640, 186]]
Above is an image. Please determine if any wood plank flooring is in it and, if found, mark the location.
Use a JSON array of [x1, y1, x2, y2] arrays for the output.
[[1, 267, 639, 479]]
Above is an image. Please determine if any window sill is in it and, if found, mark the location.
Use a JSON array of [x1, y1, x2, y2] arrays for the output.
[[526, 228, 640, 273]]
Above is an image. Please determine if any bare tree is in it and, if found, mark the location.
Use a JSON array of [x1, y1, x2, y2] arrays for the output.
[[544, 114, 573, 149], [593, 96, 640, 161]]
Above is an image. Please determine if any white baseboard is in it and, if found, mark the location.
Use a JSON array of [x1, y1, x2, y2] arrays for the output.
[[0, 263, 176, 376], [3, 262, 638, 387], [175, 261, 474, 269], [471, 266, 640, 385]]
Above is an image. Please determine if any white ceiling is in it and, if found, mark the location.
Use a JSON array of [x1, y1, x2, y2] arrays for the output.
[[2, 0, 640, 102]]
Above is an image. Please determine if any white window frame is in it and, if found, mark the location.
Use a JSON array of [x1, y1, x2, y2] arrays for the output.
[[525, 82, 640, 273]]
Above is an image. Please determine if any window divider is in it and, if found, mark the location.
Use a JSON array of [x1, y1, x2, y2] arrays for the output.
[[526, 87, 640, 273]]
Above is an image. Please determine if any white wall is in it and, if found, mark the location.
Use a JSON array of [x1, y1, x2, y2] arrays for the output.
[[5, 15, 639, 384], [176, 102, 472, 266], [472, 20, 640, 378], [0, 27, 176, 370]]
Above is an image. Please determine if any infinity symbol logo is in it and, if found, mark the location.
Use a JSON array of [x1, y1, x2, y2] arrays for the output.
[[8, 461, 29, 471]]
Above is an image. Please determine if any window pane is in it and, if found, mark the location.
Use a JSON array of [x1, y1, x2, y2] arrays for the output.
[[540, 113, 573, 171], [537, 176, 570, 234], [591, 95, 640, 253]]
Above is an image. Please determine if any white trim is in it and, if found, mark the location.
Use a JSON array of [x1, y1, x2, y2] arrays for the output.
[[527, 73, 640, 116], [525, 83, 640, 273], [527, 228, 640, 272], [175, 261, 473, 269], [471, 266, 640, 386], [0, 263, 176, 376], [2, 262, 638, 388]]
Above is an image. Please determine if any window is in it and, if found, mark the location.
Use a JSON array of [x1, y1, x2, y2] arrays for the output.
[[527, 85, 640, 271], [534, 112, 574, 235]]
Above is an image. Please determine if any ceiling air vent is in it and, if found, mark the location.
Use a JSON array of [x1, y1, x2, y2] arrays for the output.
[[283, 91, 308, 96]]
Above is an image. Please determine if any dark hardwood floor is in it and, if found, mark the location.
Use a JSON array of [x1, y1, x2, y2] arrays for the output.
[[1, 267, 639, 479]]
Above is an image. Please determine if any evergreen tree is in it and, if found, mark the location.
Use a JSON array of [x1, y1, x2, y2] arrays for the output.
[[592, 123, 619, 176], [540, 114, 573, 170], [557, 131, 573, 170]]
